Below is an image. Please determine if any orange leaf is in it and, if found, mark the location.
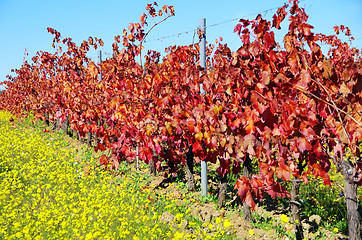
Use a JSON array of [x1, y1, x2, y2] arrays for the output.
[[213, 105, 223, 115], [245, 117, 255, 134], [302, 172, 308, 184], [95, 142, 106, 152], [187, 122, 195, 133], [339, 82, 350, 98], [162, 5, 168, 13], [165, 122, 173, 135], [299, 69, 311, 89], [276, 164, 291, 180], [204, 131, 211, 143], [99, 155, 109, 165], [337, 123, 349, 144], [234, 177, 256, 210], [145, 124, 153, 136], [195, 131, 203, 141], [89, 122, 98, 134], [297, 137, 311, 152], [230, 118, 241, 130]]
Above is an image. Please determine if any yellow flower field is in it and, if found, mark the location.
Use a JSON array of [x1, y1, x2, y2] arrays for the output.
[[0, 111, 234, 240]]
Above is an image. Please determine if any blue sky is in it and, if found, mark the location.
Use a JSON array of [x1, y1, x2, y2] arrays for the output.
[[0, 0, 361, 90]]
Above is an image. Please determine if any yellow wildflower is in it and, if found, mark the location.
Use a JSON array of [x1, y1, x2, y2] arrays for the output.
[[280, 214, 289, 223]]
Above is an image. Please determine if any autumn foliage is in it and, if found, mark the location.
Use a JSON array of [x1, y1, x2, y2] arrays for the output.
[[1, 0, 361, 223]]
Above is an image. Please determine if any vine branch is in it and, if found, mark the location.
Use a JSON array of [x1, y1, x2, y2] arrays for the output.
[[139, 15, 173, 69]]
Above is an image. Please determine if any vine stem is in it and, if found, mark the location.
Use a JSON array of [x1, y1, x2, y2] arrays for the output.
[[308, 76, 352, 145], [139, 14, 173, 69]]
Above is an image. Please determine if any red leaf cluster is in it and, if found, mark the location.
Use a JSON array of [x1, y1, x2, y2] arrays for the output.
[[1, 0, 361, 210]]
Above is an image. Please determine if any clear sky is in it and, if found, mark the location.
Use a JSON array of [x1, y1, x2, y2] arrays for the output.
[[0, 0, 361, 90]]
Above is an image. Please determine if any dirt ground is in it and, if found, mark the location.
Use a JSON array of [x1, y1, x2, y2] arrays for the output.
[[148, 174, 348, 240]]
